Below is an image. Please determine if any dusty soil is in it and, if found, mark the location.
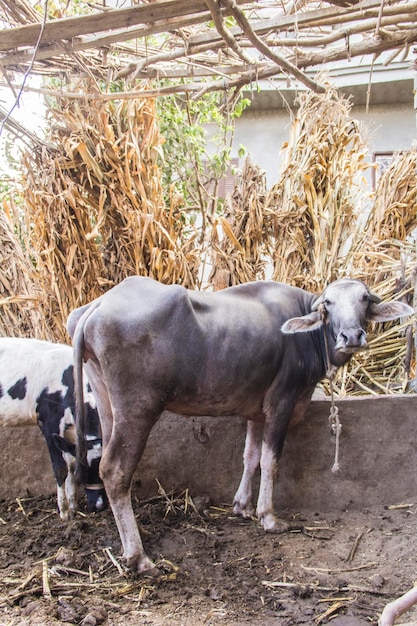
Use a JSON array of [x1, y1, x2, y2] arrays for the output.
[[1, 489, 417, 626]]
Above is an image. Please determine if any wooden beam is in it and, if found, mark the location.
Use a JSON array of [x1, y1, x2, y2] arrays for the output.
[[188, 0, 417, 48], [0, 13, 212, 67], [296, 26, 417, 68], [0, 0, 255, 53], [221, 0, 325, 93]]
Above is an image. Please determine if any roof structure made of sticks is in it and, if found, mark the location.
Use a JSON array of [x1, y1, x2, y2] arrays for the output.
[[0, 0, 416, 103]]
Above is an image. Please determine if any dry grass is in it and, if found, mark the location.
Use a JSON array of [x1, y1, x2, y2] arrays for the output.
[[19, 88, 199, 341], [265, 86, 373, 292], [209, 156, 269, 289], [0, 201, 46, 338]]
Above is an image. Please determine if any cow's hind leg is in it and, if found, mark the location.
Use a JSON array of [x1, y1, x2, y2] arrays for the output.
[[99, 413, 158, 574], [233, 420, 263, 519]]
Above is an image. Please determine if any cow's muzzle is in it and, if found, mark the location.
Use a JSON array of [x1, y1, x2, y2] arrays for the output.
[[335, 328, 368, 353], [84, 485, 108, 512]]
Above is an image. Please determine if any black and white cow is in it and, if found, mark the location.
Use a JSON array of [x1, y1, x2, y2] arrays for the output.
[[67, 277, 413, 573], [0, 337, 107, 520]]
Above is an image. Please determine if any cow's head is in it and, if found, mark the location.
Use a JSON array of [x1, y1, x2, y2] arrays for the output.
[[281, 279, 414, 367], [53, 434, 108, 513]]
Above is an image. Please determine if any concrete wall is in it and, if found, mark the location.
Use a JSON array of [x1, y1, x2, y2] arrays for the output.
[[2, 395, 416, 512]]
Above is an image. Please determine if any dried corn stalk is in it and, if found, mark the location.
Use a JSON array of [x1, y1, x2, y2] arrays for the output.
[[335, 149, 417, 395], [369, 149, 417, 244], [351, 148, 417, 288], [265, 87, 372, 292], [20, 85, 200, 341], [0, 203, 45, 338], [209, 157, 269, 289]]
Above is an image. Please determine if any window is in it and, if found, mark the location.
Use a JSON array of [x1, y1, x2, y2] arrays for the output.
[[372, 152, 394, 189]]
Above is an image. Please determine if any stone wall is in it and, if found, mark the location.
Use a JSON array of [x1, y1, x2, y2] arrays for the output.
[[1, 395, 416, 512]]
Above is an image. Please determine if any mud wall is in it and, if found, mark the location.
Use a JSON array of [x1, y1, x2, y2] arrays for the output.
[[1, 395, 416, 511]]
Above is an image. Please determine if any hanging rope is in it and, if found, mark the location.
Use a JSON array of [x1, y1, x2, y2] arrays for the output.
[[318, 304, 342, 473], [328, 398, 342, 474]]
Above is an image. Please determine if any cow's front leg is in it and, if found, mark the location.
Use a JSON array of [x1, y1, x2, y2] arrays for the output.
[[57, 482, 70, 521], [255, 395, 299, 534], [256, 441, 288, 533], [233, 420, 263, 519], [64, 464, 78, 517]]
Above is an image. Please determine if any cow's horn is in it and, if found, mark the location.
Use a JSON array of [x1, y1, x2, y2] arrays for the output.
[[311, 295, 324, 311], [369, 291, 381, 303]]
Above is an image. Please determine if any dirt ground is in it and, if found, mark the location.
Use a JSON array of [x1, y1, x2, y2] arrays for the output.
[[1, 489, 417, 626]]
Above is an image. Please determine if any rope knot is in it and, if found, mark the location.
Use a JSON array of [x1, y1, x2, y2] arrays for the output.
[[326, 364, 338, 381], [329, 404, 339, 426]]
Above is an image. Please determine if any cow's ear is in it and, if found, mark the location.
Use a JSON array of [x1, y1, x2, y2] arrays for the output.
[[281, 311, 322, 334], [53, 433, 76, 457], [368, 301, 414, 323]]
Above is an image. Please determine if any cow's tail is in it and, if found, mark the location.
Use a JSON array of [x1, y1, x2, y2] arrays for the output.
[[71, 303, 99, 485]]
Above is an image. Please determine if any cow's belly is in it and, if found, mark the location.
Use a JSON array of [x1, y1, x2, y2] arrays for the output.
[[167, 399, 264, 420], [160, 345, 278, 418], [166, 380, 266, 419]]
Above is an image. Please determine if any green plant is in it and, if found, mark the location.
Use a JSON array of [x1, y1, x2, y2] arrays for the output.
[[157, 89, 249, 238]]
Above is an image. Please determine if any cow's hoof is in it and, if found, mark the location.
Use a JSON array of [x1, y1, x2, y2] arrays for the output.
[[233, 501, 255, 519], [139, 563, 162, 577], [260, 512, 289, 533], [59, 508, 76, 522], [127, 555, 160, 577]]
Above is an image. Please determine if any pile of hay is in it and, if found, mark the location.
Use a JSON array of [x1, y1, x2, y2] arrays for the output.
[[0, 204, 45, 338], [209, 157, 269, 289], [265, 87, 373, 292], [20, 87, 199, 342]]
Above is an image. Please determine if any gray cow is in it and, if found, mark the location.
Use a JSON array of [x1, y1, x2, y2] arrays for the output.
[[67, 277, 413, 573]]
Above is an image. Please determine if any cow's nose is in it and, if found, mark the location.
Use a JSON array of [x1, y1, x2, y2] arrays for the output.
[[93, 494, 107, 512], [85, 488, 108, 512], [336, 328, 367, 351]]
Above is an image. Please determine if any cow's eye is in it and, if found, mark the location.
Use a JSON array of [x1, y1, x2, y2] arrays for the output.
[[324, 299, 332, 307]]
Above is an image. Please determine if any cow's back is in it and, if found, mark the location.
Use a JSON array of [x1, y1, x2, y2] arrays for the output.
[[188, 280, 315, 322], [82, 277, 196, 356], [90, 277, 314, 336]]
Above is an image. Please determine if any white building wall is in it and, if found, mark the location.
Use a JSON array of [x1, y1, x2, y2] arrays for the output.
[[232, 101, 416, 190], [233, 108, 293, 187], [354, 103, 416, 154]]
